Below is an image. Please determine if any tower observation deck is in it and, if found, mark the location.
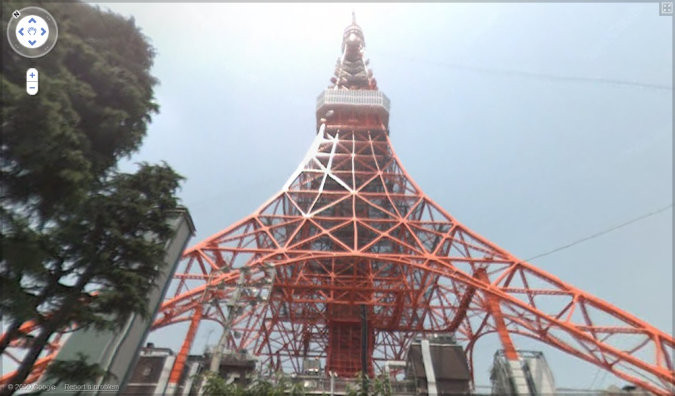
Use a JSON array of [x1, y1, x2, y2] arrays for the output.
[[316, 16, 390, 130]]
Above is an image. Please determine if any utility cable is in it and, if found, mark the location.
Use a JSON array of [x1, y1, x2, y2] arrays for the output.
[[373, 52, 672, 91], [526, 204, 673, 262]]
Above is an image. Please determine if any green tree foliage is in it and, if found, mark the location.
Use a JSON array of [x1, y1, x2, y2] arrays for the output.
[[0, 0, 183, 390], [2, 0, 158, 219], [345, 372, 392, 396], [372, 373, 393, 396], [202, 372, 305, 396]]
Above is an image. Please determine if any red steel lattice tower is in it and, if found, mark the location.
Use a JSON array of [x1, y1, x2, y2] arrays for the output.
[[153, 20, 674, 394], [3, 17, 673, 395]]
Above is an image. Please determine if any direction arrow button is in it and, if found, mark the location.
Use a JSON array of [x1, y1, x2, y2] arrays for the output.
[[8, 7, 59, 58]]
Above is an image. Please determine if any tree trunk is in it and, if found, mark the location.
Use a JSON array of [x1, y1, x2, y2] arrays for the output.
[[0, 321, 57, 396], [1, 264, 95, 395], [0, 319, 24, 355], [0, 262, 65, 355]]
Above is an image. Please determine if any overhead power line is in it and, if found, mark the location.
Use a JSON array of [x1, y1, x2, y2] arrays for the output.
[[375, 52, 673, 91], [526, 204, 673, 262]]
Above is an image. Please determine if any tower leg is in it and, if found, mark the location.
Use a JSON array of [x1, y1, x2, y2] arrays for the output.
[[326, 307, 374, 377], [167, 305, 202, 394], [476, 269, 518, 361], [476, 270, 532, 395]]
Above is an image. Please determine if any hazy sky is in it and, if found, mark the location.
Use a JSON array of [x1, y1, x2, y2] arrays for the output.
[[100, 2, 672, 390]]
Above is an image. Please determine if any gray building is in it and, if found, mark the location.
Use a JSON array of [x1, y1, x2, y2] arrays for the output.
[[406, 334, 472, 395]]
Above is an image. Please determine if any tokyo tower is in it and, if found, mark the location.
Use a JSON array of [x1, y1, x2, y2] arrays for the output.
[[3, 16, 673, 396], [151, 18, 674, 394]]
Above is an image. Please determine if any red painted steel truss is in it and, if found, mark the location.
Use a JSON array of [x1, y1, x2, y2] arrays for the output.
[[154, 126, 674, 394], [2, 18, 673, 395]]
